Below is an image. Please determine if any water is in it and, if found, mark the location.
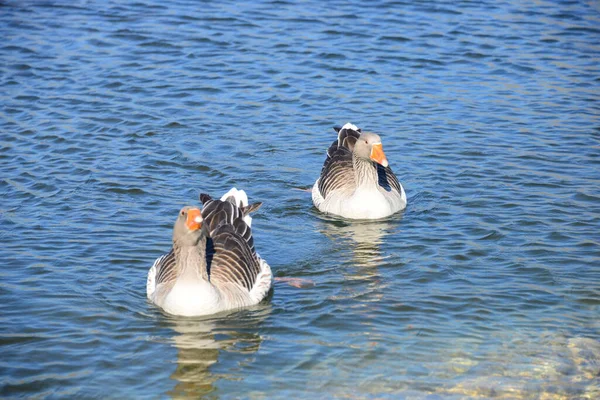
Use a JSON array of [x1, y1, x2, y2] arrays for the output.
[[2, 0, 599, 398]]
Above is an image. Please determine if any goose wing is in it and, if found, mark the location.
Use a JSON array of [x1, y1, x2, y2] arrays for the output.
[[200, 195, 266, 293], [376, 164, 403, 193], [147, 249, 178, 299], [207, 222, 262, 292], [201, 195, 259, 252], [317, 125, 361, 198]]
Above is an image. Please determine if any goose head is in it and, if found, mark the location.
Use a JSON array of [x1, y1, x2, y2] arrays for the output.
[[173, 206, 204, 247], [353, 132, 389, 168]]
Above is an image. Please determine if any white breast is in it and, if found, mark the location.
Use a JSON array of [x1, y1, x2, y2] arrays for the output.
[[313, 179, 406, 219], [338, 188, 394, 219], [161, 280, 223, 317]]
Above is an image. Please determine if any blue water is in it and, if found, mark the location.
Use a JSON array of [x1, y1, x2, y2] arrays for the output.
[[2, 0, 600, 398]]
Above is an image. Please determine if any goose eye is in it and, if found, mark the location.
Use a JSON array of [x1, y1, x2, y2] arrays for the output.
[[180, 210, 185, 216]]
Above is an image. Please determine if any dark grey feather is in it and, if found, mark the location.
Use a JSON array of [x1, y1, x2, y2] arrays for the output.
[[200, 193, 213, 204], [241, 202, 262, 216], [376, 164, 402, 193]]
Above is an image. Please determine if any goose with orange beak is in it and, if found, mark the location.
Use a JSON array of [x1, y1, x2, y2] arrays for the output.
[[312, 123, 406, 219], [146, 188, 272, 317]]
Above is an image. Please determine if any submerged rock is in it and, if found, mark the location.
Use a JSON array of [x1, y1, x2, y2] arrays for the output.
[[568, 337, 600, 380], [434, 335, 600, 399]]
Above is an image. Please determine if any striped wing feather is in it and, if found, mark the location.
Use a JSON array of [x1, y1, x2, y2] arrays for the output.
[[208, 223, 261, 291], [200, 196, 261, 291], [203, 199, 240, 233], [154, 250, 178, 286], [318, 127, 361, 198]]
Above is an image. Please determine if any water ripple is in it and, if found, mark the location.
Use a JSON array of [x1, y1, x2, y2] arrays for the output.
[[1, 0, 600, 398]]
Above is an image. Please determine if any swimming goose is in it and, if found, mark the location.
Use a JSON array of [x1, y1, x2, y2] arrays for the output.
[[146, 188, 272, 317], [312, 123, 406, 219]]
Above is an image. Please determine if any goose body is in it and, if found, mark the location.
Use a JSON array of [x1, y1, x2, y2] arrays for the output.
[[147, 188, 272, 317], [312, 123, 406, 219]]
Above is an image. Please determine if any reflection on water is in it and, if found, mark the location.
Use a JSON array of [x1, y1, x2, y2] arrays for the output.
[[167, 318, 221, 398], [317, 215, 398, 270], [165, 307, 270, 398], [315, 215, 400, 307]]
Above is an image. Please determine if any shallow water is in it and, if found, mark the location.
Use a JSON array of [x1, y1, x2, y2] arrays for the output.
[[1, 0, 600, 398]]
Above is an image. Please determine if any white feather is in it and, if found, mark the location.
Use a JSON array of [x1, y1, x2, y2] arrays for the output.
[[341, 122, 359, 131], [220, 187, 252, 227], [249, 254, 273, 303], [146, 254, 165, 299]]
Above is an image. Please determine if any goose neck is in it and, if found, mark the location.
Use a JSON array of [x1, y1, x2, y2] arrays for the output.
[[174, 237, 208, 281], [353, 153, 378, 187]]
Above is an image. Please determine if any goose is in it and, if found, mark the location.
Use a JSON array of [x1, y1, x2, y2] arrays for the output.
[[146, 188, 272, 317], [312, 122, 406, 219]]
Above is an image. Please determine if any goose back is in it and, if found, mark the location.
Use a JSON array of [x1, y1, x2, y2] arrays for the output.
[[318, 126, 361, 198], [200, 195, 262, 292]]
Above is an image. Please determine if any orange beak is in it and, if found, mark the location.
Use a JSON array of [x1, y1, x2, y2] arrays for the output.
[[370, 143, 389, 168], [185, 208, 203, 231]]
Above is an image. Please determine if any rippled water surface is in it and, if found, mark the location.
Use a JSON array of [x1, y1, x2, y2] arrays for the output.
[[2, 0, 600, 398]]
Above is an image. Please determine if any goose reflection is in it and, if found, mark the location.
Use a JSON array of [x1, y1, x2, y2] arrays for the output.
[[315, 214, 401, 307], [317, 215, 397, 270], [165, 305, 271, 398]]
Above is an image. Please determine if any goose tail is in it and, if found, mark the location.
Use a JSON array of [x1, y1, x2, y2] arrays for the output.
[[220, 187, 254, 226]]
